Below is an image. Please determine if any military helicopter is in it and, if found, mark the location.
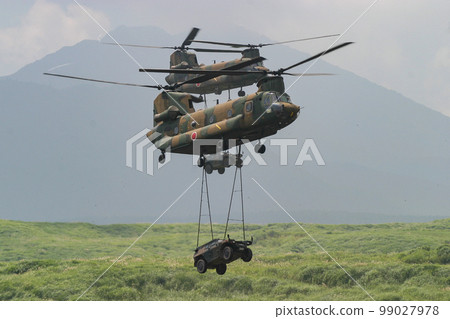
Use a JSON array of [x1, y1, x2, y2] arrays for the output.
[[45, 41, 352, 173], [106, 27, 339, 97], [145, 42, 352, 167]]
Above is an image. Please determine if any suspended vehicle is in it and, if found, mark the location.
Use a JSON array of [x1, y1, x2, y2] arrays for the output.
[[194, 236, 253, 275]]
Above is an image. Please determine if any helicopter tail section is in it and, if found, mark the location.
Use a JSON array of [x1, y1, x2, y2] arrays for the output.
[[153, 91, 201, 126], [169, 51, 200, 69]]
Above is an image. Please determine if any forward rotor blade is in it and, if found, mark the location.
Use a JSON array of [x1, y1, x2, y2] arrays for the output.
[[260, 34, 340, 47], [282, 72, 335, 76], [221, 56, 266, 70], [181, 27, 200, 48], [140, 68, 334, 77], [192, 33, 340, 48], [139, 68, 265, 76], [43, 73, 163, 89], [140, 56, 265, 75], [175, 56, 266, 86], [280, 42, 353, 73]]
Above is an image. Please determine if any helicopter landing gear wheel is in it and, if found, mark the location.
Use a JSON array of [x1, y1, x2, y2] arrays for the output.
[[218, 167, 225, 175], [197, 155, 205, 167], [254, 143, 266, 154], [158, 152, 166, 164], [236, 157, 243, 168], [238, 89, 245, 97]]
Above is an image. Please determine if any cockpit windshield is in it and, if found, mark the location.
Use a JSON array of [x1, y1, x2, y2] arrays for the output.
[[263, 93, 277, 108], [263, 92, 292, 108], [277, 93, 292, 104]]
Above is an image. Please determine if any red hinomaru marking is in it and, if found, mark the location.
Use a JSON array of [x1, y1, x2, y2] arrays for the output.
[[195, 83, 201, 87], [191, 131, 197, 140]]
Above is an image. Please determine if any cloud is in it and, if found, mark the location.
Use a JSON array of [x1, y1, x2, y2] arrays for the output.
[[0, 0, 110, 76]]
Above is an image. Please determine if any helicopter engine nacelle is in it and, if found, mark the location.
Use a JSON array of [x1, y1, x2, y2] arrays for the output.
[[154, 105, 181, 123], [257, 76, 285, 94]]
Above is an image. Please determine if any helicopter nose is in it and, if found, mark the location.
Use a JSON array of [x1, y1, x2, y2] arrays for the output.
[[284, 103, 300, 118], [271, 102, 299, 118]]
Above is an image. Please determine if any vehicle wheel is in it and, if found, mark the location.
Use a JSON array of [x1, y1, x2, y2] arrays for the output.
[[238, 90, 245, 97], [158, 153, 166, 164], [254, 144, 266, 154], [205, 163, 213, 174], [196, 258, 207, 274], [222, 246, 233, 261], [197, 156, 205, 167], [218, 167, 225, 174], [242, 248, 253, 262], [216, 263, 227, 275]]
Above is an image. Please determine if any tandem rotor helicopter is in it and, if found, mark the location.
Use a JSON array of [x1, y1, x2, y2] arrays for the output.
[[105, 27, 340, 97]]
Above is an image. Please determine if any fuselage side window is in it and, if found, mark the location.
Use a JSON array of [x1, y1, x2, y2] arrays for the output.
[[245, 101, 253, 112]]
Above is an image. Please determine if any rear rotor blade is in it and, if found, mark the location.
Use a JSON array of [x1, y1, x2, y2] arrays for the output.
[[191, 39, 249, 48], [103, 42, 176, 49], [191, 48, 243, 53], [44, 73, 163, 89], [103, 42, 242, 53], [280, 42, 353, 73], [181, 27, 200, 48]]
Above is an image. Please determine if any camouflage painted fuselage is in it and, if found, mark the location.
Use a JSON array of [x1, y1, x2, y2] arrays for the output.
[[167, 49, 266, 95], [147, 76, 300, 155]]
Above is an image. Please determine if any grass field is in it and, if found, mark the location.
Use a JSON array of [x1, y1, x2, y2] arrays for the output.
[[0, 219, 449, 301]]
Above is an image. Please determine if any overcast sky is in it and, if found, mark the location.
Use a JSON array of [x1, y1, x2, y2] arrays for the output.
[[1, 0, 449, 116]]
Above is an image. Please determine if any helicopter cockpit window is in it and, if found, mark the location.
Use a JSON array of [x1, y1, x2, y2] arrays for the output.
[[278, 94, 292, 104], [263, 93, 277, 108], [245, 101, 253, 112]]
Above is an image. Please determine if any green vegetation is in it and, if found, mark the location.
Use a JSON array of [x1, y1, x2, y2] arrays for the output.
[[0, 219, 448, 301]]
